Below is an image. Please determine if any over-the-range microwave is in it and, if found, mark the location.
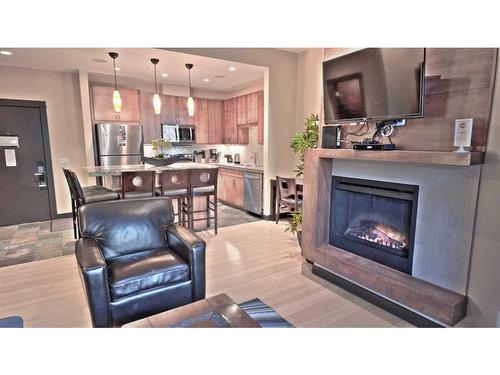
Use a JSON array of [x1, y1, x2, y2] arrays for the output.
[[161, 124, 196, 144]]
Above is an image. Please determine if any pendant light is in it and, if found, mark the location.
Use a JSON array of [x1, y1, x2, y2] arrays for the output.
[[151, 58, 161, 115], [109, 52, 122, 113], [185, 63, 194, 116]]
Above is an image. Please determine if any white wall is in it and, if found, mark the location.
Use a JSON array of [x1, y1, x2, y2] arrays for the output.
[[463, 60, 500, 327], [0, 65, 87, 215], [167, 48, 298, 216]]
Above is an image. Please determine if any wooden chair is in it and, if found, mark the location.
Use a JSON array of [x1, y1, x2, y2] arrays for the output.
[[121, 171, 156, 199], [160, 169, 191, 227], [63, 168, 80, 239], [275, 176, 302, 224], [189, 168, 219, 234]]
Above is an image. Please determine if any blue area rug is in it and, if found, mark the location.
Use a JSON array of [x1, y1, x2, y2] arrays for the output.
[[239, 299, 294, 328]]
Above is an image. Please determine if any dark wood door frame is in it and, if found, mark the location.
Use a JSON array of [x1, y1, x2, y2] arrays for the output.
[[0, 98, 57, 221]]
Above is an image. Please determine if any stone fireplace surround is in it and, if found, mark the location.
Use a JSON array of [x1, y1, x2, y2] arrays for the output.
[[301, 149, 482, 326]]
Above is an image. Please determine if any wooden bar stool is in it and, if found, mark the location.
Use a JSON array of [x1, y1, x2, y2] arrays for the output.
[[189, 168, 219, 234], [121, 171, 156, 199], [160, 169, 191, 227], [276, 176, 302, 224]]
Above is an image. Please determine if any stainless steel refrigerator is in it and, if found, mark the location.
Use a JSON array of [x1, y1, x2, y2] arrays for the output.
[[95, 123, 143, 189]]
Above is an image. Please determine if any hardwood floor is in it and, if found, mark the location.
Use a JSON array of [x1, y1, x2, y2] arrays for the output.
[[0, 220, 412, 327]]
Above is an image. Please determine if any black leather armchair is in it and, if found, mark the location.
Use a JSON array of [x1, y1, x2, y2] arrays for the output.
[[75, 197, 206, 327]]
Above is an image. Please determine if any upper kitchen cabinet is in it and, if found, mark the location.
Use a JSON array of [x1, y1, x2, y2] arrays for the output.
[[194, 99, 223, 144], [176, 96, 195, 125], [160, 95, 177, 124], [139, 91, 162, 143], [236, 91, 260, 125], [194, 98, 208, 144], [91, 85, 140, 123], [207, 100, 223, 144], [223, 98, 238, 144]]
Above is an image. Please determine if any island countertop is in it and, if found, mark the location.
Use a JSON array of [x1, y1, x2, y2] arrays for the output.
[[84, 161, 264, 177], [84, 162, 218, 177]]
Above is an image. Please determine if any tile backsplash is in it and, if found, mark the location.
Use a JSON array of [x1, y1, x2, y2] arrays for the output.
[[144, 127, 263, 165]]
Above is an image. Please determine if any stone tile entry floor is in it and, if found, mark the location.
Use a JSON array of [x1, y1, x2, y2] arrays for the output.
[[0, 203, 262, 268]]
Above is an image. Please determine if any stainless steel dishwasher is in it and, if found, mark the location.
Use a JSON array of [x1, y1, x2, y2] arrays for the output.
[[243, 171, 263, 215]]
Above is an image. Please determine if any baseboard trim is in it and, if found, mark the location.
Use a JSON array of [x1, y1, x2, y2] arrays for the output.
[[312, 264, 443, 328], [53, 212, 72, 220]]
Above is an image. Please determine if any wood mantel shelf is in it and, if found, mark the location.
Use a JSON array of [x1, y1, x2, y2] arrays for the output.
[[307, 148, 484, 166]]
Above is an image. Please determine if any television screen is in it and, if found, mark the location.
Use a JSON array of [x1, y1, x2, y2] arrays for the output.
[[323, 48, 425, 123]]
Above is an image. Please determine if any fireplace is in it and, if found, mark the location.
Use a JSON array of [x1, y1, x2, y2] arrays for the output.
[[329, 176, 419, 274]]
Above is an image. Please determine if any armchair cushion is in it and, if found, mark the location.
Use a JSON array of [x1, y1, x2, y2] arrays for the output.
[[107, 249, 189, 300]]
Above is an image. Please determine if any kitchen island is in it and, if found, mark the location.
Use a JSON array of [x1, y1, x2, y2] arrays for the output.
[[84, 162, 219, 230]]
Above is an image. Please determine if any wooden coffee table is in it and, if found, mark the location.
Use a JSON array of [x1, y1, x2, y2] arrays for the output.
[[123, 294, 261, 328]]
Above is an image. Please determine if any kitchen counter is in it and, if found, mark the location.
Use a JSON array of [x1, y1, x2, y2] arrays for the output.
[[212, 162, 264, 174], [84, 162, 218, 177]]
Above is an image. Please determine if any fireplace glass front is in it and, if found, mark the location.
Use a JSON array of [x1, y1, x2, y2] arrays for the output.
[[330, 176, 418, 274]]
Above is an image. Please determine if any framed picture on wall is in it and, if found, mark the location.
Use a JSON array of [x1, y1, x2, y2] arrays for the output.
[[326, 73, 367, 120]]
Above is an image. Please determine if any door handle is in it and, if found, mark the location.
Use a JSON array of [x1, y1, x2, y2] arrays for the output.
[[34, 172, 47, 188]]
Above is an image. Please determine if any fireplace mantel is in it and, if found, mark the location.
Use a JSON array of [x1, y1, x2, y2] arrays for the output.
[[307, 148, 484, 166], [301, 149, 469, 326]]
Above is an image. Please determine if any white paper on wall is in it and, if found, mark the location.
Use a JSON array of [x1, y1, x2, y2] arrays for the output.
[[5, 149, 17, 167]]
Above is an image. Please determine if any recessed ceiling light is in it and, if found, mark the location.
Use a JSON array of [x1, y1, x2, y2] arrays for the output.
[[228, 66, 236, 71], [114, 67, 120, 71], [0, 50, 13, 56], [203, 78, 210, 82], [162, 73, 168, 77]]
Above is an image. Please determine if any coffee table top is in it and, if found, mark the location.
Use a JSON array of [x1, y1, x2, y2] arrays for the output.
[[123, 294, 261, 328]]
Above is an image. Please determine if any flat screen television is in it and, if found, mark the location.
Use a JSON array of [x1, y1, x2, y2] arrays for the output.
[[323, 48, 425, 123]]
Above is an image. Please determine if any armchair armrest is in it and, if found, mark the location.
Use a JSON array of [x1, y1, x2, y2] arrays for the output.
[[75, 238, 111, 327], [165, 224, 206, 301]]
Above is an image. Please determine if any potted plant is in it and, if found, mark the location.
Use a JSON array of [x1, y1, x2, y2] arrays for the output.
[[142, 138, 179, 166], [285, 113, 319, 245]]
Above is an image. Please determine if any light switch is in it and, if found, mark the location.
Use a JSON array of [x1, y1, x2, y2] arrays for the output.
[[58, 157, 69, 165]]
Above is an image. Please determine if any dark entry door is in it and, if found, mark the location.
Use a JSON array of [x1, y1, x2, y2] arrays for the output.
[[0, 100, 53, 226]]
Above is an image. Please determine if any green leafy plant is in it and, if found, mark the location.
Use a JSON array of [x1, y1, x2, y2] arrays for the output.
[[286, 114, 319, 238], [290, 113, 319, 177], [285, 208, 302, 235], [151, 138, 171, 159]]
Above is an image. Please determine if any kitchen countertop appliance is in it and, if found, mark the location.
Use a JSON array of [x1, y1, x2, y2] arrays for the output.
[[244, 171, 263, 215], [234, 153, 241, 164], [95, 123, 143, 189], [162, 124, 196, 144]]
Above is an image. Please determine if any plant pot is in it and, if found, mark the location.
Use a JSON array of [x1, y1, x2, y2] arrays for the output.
[[141, 155, 183, 166]]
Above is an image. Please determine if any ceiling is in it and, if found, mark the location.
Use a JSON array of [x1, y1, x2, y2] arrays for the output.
[[0, 48, 266, 92]]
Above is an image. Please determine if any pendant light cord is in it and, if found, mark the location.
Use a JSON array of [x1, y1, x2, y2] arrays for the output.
[[154, 63, 158, 93], [112, 58, 118, 90], [188, 68, 192, 96]]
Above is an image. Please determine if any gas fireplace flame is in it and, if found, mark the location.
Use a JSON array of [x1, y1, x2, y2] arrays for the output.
[[344, 221, 408, 251]]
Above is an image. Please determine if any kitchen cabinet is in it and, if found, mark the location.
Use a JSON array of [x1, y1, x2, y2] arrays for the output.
[[176, 96, 195, 125], [160, 95, 194, 125], [161, 95, 177, 124], [194, 99, 223, 144], [236, 91, 259, 125], [91, 85, 140, 123], [223, 98, 238, 144], [207, 100, 223, 144], [139, 91, 161, 143], [218, 168, 244, 208], [194, 98, 208, 144]]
